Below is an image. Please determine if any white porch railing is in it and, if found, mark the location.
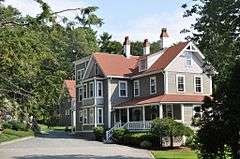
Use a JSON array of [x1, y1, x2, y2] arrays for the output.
[[105, 122, 122, 141], [122, 121, 152, 131], [105, 121, 153, 141]]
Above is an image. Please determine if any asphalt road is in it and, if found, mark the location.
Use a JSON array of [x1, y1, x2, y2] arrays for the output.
[[0, 131, 152, 159]]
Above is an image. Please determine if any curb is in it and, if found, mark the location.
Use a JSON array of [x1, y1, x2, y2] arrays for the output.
[[149, 151, 155, 159], [0, 136, 34, 146]]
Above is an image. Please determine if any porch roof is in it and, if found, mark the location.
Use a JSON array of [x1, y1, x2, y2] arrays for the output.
[[114, 94, 207, 108]]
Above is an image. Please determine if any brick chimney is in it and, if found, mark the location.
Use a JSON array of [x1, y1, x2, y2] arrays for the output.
[[143, 39, 150, 55], [123, 36, 131, 58], [160, 28, 169, 50]]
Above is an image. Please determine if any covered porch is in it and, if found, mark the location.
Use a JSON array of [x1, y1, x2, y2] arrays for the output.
[[113, 104, 184, 131]]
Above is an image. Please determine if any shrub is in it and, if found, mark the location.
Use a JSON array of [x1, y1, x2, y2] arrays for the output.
[[123, 132, 159, 147], [3, 129, 34, 137], [3, 121, 28, 131], [2, 122, 12, 130], [140, 140, 152, 149], [112, 128, 128, 144], [93, 126, 104, 141]]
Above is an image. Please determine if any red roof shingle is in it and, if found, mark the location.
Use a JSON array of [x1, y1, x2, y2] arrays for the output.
[[64, 80, 76, 98], [93, 53, 139, 77], [114, 94, 206, 107], [92, 42, 189, 77]]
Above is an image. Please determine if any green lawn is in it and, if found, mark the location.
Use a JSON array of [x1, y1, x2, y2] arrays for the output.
[[0, 129, 34, 143], [152, 149, 197, 159], [39, 124, 68, 133]]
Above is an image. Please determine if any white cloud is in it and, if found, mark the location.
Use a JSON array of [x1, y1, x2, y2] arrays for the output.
[[106, 9, 195, 43]]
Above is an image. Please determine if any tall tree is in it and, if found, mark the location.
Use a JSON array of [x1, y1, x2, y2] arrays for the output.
[[183, 0, 240, 158], [99, 32, 122, 54], [0, 1, 101, 124]]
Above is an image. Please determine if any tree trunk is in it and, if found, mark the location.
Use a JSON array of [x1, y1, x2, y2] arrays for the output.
[[170, 135, 173, 148], [160, 137, 162, 149]]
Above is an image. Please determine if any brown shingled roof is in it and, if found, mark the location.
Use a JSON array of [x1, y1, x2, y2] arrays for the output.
[[64, 80, 76, 98], [114, 94, 206, 107]]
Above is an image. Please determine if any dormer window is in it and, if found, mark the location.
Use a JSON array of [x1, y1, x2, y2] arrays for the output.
[[139, 59, 147, 72]]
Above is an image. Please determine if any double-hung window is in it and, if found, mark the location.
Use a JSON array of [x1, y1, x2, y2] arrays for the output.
[[89, 108, 94, 124], [83, 109, 87, 124], [134, 80, 140, 97], [89, 82, 94, 97], [150, 77, 156, 94], [78, 87, 83, 101], [177, 75, 185, 92], [77, 69, 85, 80], [97, 81, 103, 97], [79, 110, 83, 122], [97, 108, 103, 124], [83, 84, 87, 98], [194, 76, 202, 93], [119, 81, 128, 97]]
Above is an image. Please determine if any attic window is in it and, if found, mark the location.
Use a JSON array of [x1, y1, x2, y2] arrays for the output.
[[95, 63, 100, 75], [139, 59, 147, 72], [185, 52, 192, 66]]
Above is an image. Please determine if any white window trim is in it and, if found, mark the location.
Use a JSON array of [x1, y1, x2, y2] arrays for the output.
[[97, 108, 103, 124], [194, 75, 203, 93], [134, 80, 140, 97], [83, 83, 88, 99], [77, 70, 81, 80], [119, 81, 128, 97], [139, 59, 147, 72], [150, 76, 157, 95], [176, 74, 185, 92], [78, 87, 83, 102], [89, 108, 95, 124], [96, 81, 103, 97], [89, 82, 94, 97]]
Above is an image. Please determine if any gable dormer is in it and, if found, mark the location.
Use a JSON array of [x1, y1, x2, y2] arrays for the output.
[[165, 42, 205, 73], [83, 56, 104, 79]]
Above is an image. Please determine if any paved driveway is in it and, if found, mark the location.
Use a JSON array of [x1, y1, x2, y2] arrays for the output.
[[0, 131, 152, 159]]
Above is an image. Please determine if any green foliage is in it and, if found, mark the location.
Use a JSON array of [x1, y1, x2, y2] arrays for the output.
[[0, 129, 33, 143], [123, 132, 158, 147], [151, 118, 193, 148], [140, 140, 152, 149], [183, 0, 240, 156], [2, 129, 34, 137], [112, 128, 128, 144], [93, 126, 104, 141], [99, 32, 122, 54], [0, 1, 100, 124], [2, 121, 28, 131]]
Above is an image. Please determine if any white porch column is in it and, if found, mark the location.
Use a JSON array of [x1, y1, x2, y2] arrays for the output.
[[127, 107, 129, 122], [181, 104, 185, 123], [159, 104, 163, 118], [113, 111, 116, 124], [94, 106, 97, 127], [119, 109, 122, 123], [142, 106, 145, 128]]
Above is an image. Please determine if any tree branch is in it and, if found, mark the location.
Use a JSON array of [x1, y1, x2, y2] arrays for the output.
[[51, 8, 82, 15]]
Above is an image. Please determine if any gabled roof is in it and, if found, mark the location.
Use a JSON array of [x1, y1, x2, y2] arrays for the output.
[[64, 80, 76, 98], [90, 42, 190, 78], [147, 42, 189, 73], [93, 53, 140, 77], [114, 94, 206, 108]]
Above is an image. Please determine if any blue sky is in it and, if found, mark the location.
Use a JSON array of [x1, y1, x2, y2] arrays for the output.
[[4, 0, 195, 43]]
